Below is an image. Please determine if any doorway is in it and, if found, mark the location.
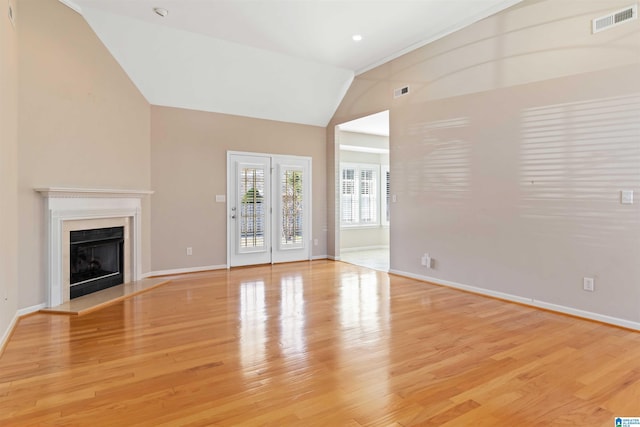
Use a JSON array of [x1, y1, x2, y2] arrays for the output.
[[336, 111, 390, 271], [227, 152, 311, 267]]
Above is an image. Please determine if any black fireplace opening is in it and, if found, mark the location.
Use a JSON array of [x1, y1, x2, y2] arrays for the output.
[[70, 226, 124, 299]]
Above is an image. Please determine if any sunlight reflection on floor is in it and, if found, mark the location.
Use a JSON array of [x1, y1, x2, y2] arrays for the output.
[[340, 248, 390, 272]]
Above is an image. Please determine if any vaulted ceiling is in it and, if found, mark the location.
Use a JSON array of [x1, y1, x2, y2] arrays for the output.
[[60, 0, 522, 127]]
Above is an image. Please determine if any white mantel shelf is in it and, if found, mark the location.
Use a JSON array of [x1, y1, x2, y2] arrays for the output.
[[35, 187, 154, 198]]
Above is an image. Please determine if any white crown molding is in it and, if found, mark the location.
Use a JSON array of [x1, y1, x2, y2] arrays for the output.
[[356, 0, 524, 75], [35, 187, 154, 198], [57, 0, 82, 14]]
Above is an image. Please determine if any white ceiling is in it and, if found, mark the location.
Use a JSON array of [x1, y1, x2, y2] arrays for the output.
[[61, 0, 522, 127], [338, 110, 389, 136]]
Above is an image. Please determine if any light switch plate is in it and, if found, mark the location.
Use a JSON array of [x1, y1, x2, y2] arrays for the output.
[[215, 195, 226, 203], [621, 190, 634, 205]]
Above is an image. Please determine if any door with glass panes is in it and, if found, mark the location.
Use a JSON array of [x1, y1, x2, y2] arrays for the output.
[[228, 152, 311, 267]]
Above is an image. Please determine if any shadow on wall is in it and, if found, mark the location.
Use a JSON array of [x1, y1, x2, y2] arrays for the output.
[[519, 93, 640, 248], [393, 89, 640, 248], [399, 117, 472, 205]]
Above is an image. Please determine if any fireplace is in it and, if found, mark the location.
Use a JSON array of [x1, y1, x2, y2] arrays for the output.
[[70, 226, 125, 299], [36, 187, 153, 307]]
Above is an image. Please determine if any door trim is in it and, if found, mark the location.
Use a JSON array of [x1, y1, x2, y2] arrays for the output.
[[227, 151, 312, 268]]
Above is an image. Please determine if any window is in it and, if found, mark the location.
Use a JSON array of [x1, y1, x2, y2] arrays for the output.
[[341, 163, 384, 226]]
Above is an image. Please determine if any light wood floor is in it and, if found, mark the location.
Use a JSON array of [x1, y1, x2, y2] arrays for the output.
[[1, 260, 639, 426]]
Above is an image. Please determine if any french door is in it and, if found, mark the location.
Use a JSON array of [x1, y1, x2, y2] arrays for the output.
[[227, 152, 311, 267]]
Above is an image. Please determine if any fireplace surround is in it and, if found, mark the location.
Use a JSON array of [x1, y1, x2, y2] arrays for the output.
[[36, 188, 153, 307]]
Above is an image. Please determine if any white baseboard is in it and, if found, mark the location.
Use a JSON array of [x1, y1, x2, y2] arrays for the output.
[[1, 303, 47, 354], [0, 314, 18, 354], [17, 303, 47, 316], [532, 300, 640, 331], [341, 245, 389, 253], [327, 255, 340, 261], [389, 269, 640, 331], [146, 264, 228, 278], [147, 260, 332, 276]]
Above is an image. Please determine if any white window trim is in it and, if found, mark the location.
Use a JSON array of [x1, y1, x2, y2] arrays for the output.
[[381, 165, 390, 227], [340, 162, 388, 228]]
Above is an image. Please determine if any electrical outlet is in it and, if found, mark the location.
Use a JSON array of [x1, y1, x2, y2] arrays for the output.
[[186, 247, 193, 256], [421, 253, 432, 268], [583, 277, 595, 292]]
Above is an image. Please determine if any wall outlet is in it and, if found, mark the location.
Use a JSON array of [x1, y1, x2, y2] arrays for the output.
[[421, 253, 432, 268], [583, 277, 595, 292], [621, 190, 634, 205], [186, 247, 193, 256]]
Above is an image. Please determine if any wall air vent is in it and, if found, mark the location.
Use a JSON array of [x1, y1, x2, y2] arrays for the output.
[[592, 4, 637, 34], [394, 86, 410, 98]]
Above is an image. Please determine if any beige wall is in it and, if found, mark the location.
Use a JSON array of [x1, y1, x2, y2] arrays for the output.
[[340, 228, 389, 251], [328, 0, 640, 322], [17, 0, 151, 308], [150, 106, 327, 271], [0, 0, 19, 343]]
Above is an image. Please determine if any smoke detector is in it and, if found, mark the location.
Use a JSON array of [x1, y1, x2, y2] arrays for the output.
[[153, 7, 168, 18]]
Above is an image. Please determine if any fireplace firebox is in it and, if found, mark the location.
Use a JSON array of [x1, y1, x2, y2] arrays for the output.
[[70, 226, 124, 299]]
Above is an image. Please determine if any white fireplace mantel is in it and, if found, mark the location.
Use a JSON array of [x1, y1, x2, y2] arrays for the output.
[[35, 187, 154, 198], [36, 187, 153, 307]]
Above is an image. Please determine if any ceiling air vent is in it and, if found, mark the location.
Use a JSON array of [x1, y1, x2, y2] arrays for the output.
[[592, 4, 637, 34], [394, 86, 410, 98]]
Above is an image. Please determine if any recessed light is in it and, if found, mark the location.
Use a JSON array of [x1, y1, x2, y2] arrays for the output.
[[352, 34, 363, 42], [153, 7, 168, 17]]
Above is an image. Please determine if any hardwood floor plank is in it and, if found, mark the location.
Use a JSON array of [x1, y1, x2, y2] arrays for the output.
[[1, 260, 640, 425]]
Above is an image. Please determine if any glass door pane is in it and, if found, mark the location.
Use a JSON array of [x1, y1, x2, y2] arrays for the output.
[[280, 167, 304, 249], [239, 166, 266, 251], [272, 156, 311, 263]]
